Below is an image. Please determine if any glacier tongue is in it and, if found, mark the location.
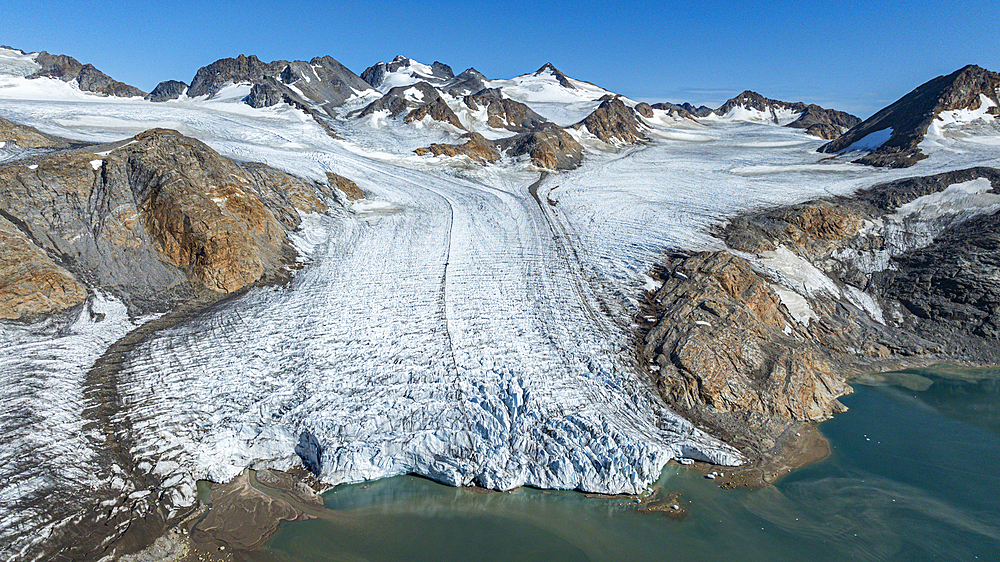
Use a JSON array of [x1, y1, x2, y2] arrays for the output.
[[115, 156, 739, 506]]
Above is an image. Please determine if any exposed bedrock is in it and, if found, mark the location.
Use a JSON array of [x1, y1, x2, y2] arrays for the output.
[[27, 51, 146, 97], [415, 132, 502, 163], [0, 116, 74, 149], [145, 79, 187, 102], [463, 88, 549, 132], [0, 126, 343, 317], [642, 166, 1000, 463], [573, 97, 649, 145], [355, 81, 466, 130], [497, 124, 584, 170]]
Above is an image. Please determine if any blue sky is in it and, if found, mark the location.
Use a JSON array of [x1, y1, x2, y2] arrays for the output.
[[4, 0, 997, 117]]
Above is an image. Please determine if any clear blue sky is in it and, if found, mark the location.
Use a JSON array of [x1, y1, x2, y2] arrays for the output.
[[4, 0, 997, 118]]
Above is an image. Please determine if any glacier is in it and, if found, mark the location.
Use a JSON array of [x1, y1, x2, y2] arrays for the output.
[[2, 69, 1000, 559]]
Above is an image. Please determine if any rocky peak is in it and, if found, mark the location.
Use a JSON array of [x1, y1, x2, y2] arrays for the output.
[[145, 79, 187, 102], [443, 67, 490, 96], [186, 54, 287, 98], [355, 81, 466, 130], [26, 51, 146, 97], [273, 56, 372, 109], [819, 64, 1000, 167], [713, 90, 808, 123], [652, 102, 714, 118], [714, 90, 859, 137], [534, 62, 575, 89], [573, 97, 648, 145]]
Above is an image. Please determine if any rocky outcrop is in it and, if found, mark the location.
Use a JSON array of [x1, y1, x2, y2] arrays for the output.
[[0, 116, 73, 149], [463, 88, 548, 132], [415, 132, 502, 163], [713, 90, 807, 122], [277, 56, 374, 110], [145, 80, 187, 102], [27, 51, 146, 97], [361, 55, 454, 90], [171, 54, 370, 117], [534, 62, 576, 89], [326, 172, 364, 201], [642, 252, 850, 454], [246, 79, 286, 108], [356, 81, 466, 130], [787, 104, 861, 136], [403, 97, 466, 129], [0, 214, 87, 320], [634, 102, 654, 118], [642, 166, 1000, 465], [652, 102, 713, 118], [819, 65, 1000, 167], [497, 125, 584, 170], [573, 97, 648, 144], [0, 128, 338, 313]]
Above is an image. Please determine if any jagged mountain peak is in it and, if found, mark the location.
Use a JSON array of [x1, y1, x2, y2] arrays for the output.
[[361, 56, 455, 91], [819, 64, 1000, 167], [533, 62, 575, 89]]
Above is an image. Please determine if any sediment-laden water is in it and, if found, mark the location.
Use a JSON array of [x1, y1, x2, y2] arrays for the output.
[[257, 365, 1000, 562]]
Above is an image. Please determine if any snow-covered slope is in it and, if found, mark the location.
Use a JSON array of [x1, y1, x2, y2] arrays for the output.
[[490, 63, 623, 125], [361, 56, 456, 92]]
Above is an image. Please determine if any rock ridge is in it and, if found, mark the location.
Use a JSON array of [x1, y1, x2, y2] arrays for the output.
[[641, 166, 1000, 468], [819, 64, 1000, 167]]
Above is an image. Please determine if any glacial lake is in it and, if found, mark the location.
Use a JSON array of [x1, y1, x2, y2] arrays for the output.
[[256, 366, 1000, 562]]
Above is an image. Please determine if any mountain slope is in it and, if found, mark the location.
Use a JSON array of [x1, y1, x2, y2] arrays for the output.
[[819, 65, 1000, 167], [0, 47, 145, 97], [709, 91, 860, 137]]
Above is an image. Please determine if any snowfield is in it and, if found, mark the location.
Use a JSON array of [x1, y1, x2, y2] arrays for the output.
[[2, 67, 1000, 559]]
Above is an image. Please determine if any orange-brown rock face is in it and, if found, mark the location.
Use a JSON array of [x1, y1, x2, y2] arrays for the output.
[[0, 126, 340, 313], [0, 116, 73, 149], [574, 98, 648, 145], [109, 129, 293, 293], [326, 172, 365, 201], [404, 98, 466, 130], [498, 126, 584, 170], [643, 252, 850, 427], [415, 132, 502, 164], [0, 215, 87, 320]]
